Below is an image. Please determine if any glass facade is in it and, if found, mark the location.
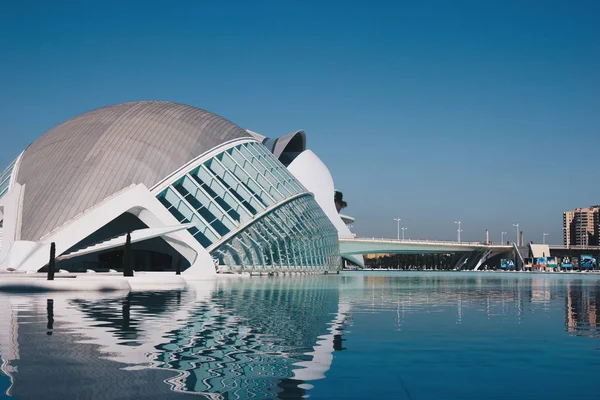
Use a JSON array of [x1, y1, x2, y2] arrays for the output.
[[212, 195, 340, 272], [0, 158, 16, 200], [157, 140, 341, 272]]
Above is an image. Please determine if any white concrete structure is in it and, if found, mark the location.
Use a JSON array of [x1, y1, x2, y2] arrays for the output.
[[340, 237, 513, 270], [0, 101, 347, 281], [247, 131, 364, 268], [0, 183, 212, 276], [287, 150, 364, 267], [0, 276, 347, 397], [339, 237, 513, 255]]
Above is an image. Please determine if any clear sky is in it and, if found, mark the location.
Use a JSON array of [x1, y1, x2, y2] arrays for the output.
[[1, 1, 598, 244]]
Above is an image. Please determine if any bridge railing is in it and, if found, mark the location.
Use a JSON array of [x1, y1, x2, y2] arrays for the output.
[[340, 236, 511, 247], [549, 245, 600, 250], [341, 238, 600, 250]]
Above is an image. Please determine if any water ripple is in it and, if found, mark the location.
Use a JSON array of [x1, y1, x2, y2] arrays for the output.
[[0, 273, 599, 399]]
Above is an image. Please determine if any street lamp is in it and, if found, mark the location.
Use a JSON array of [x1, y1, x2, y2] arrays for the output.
[[543, 233, 548, 245], [513, 223, 519, 245], [394, 217, 401, 240], [454, 221, 462, 243], [501, 232, 507, 244], [401, 227, 408, 240]]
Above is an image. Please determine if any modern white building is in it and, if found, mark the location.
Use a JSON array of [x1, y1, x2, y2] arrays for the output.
[[0, 101, 360, 278]]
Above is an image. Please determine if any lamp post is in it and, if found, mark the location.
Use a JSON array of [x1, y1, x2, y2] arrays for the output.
[[454, 221, 462, 243], [394, 217, 401, 240], [501, 232, 507, 244], [543, 233, 548, 245], [401, 227, 408, 240], [513, 223, 519, 245]]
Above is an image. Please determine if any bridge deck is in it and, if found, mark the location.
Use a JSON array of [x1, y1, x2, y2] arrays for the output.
[[340, 237, 513, 255]]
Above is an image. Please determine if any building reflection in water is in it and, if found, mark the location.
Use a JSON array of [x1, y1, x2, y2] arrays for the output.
[[358, 273, 600, 337], [0, 273, 599, 399], [0, 275, 350, 399], [566, 280, 600, 337], [359, 274, 531, 322]]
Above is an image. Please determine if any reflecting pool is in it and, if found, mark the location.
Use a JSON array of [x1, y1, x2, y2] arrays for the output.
[[1, 272, 599, 399]]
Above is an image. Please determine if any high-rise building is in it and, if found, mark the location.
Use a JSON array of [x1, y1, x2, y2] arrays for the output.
[[565, 281, 599, 336], [563, 206, 600, 246]]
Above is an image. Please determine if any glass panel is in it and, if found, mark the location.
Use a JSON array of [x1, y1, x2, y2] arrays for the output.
[[173, 178, 232, 236], [0, 179, 10, 198], [250, 142, 305, 194], [188, 226, 213, 248], [190, 173, 242, 223], [240, 146, 288, 200], [0, 159, 16, 194], [210, 194, 340, 272], [155, 142, 327, 262], [209, 153, 272, 208], [199, 164, 261, 216], [163, 188, 182, 209]]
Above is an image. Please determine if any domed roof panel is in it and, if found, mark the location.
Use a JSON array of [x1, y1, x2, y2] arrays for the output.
[[16, 101, 251, 241]]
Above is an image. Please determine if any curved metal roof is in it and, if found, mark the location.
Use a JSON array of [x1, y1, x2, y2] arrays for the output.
[[16, 101, 251, 241]]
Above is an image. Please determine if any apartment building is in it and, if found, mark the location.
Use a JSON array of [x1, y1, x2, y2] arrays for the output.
[[563, 206, 600, 246]]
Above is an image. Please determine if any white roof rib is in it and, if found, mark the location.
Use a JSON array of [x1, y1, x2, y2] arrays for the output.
[[57, 223, 195, 260]]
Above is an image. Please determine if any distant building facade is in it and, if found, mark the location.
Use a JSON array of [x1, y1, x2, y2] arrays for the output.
[[563, 206, 600, 246]]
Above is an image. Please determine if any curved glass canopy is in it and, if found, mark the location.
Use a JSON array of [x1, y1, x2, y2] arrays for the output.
[[157, 141, 341, 272]]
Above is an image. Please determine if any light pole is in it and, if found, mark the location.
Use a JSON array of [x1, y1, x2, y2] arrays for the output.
[[455, 221, 462, 243], [501, 231, 507, 244], [543, 233, 548, 245], [401, 227, 408, 240], [394, 217, 401, 240], [513, 223, 519, 245]]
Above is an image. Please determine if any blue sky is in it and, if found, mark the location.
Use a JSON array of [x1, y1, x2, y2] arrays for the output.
[[1, 1, 598, 244]]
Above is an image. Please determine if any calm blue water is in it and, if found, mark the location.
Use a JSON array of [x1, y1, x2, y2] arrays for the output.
[[0, 272, 599, 399]]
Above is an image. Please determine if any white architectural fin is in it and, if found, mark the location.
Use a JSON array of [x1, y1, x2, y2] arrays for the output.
[[57, 223, 195, 260]]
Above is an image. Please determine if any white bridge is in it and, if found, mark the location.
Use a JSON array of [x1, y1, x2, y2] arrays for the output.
[[339, 237, 513, 270], [340, 237, 512, 254]]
